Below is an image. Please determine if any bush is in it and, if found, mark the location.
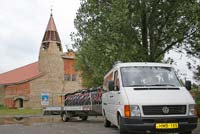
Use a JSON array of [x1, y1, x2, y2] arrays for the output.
[[0, 104, 4, 109], [194, 93, 200, 117]]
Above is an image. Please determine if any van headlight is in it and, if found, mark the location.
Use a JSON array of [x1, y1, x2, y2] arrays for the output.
[[188, 104, 198, 116], [124, 105, 141, 117], [130, 105, 141, 117]]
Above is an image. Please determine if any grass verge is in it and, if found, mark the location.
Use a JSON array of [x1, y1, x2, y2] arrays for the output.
[[0, 107, 41, 116]]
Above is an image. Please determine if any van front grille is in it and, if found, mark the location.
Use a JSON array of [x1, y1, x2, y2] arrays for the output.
[[142, 105, 186, 115]]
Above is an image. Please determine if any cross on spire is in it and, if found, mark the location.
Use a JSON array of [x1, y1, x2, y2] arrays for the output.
[[50, 5, 53, 16]]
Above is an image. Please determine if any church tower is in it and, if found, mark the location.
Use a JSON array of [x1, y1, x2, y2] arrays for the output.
[[32, 13, 64, 107], [39, 13, 64, 81]]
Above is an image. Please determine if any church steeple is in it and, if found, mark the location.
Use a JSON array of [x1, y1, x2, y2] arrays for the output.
[[38, 13, 64, 80], [41, 13, 62, 51]]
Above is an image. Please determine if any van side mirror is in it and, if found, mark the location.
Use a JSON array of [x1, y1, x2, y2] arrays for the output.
[[108, 81, 114, 91], [185, 80, 192, 91]]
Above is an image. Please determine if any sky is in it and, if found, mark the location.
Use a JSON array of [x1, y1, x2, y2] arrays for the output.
[[0, 0, 80, 73], [165, 49, 200, 85], [0, 0, 199, 84]]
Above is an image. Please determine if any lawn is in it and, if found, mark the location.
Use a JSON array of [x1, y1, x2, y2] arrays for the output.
[[0, 108, 42, 116]]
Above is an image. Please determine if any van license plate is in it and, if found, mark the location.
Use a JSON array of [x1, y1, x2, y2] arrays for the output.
[[156, 123, 178, 129]]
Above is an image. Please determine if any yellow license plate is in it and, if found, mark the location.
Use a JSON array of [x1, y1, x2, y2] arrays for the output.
[[156, 123, 179, 129]]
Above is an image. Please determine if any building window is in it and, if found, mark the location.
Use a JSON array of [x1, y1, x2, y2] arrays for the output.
[[64, 74, 77, 81], [57, 43, 62, 51], [72, 74, 77, 81], [64, 74, 71, 81], [42, 42, 49, 50]]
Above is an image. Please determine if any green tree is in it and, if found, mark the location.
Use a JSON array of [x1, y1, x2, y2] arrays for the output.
[[72, 0, 200, 87], [194, 65, 200, 82]]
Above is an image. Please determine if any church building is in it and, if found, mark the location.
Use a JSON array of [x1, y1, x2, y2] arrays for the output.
[[0, 13, 84, 108]]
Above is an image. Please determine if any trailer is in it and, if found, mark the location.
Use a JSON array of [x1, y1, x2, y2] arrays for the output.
[[43, 87, 104, 122], [61, 104, 102, 122]]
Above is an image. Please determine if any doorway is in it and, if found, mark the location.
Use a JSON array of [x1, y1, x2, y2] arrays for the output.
[[15, 98, 23, 108]]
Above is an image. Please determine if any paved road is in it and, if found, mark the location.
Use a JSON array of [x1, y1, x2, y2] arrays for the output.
[[0, 116, 199, 134]]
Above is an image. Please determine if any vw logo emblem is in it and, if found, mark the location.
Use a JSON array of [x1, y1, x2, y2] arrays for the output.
[[162, 106, 169, 114]]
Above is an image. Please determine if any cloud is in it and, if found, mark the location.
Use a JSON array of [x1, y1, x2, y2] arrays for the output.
[[0, 0, 80, 73]]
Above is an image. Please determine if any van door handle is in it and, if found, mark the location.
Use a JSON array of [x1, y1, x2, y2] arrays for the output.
[[110, 95, 113, 98], [103, 103, 107, 105]]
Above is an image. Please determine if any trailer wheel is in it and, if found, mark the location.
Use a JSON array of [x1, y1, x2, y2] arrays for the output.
[[79, 116, 88, 121], [62, 112, 70, 122]]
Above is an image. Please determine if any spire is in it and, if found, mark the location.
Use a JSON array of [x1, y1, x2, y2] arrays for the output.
[[46, 14, 57, 31], [42, 13, 61, 43]]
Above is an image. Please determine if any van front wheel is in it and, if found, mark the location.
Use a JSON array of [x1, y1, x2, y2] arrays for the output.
[[104, 116, 111, 127], [118, 115, 128, 134], [179, 131, 192, 134]]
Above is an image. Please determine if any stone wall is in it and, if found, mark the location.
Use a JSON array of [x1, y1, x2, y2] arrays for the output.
[[63, 80, 84, 94], [29, 73, 84, 108], [35, 40, 64, 108], [39, 42, 64, 80], [30, 76, 64, 108]]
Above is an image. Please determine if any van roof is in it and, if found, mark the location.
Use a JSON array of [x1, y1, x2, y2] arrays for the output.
[[115, 62, 172, 68]]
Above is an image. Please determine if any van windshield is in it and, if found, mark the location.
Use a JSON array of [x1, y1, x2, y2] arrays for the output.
[[121, 66, 181, 87]]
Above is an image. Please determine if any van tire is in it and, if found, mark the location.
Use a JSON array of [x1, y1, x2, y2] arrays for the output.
[[79, 116, 88, 121], [104, 116, 111, 127], [118, 115, 128, 134], [179, 131, 192, 134]]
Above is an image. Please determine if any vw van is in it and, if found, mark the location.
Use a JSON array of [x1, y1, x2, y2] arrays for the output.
[[102, 62, 198, 134]]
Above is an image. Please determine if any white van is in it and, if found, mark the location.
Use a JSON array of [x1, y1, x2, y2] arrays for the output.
[[102, 62, 198, 134]]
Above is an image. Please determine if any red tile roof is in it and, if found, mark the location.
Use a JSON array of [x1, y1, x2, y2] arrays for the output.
[[0, 62, 41, 85]]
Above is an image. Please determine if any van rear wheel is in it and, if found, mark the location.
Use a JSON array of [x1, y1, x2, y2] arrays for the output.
[[118, 115, 128, 134], [79, 116, 88, 121]]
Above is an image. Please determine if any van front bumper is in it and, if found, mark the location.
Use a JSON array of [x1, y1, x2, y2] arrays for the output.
[[121, 116, 198, 133]]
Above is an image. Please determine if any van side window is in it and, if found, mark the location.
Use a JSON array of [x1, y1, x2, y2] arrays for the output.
[[114, 71, 120, 91], [103, 72, 113, 91]]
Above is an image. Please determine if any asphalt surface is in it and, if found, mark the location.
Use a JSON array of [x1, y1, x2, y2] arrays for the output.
[[0, 116, 199, 134]]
